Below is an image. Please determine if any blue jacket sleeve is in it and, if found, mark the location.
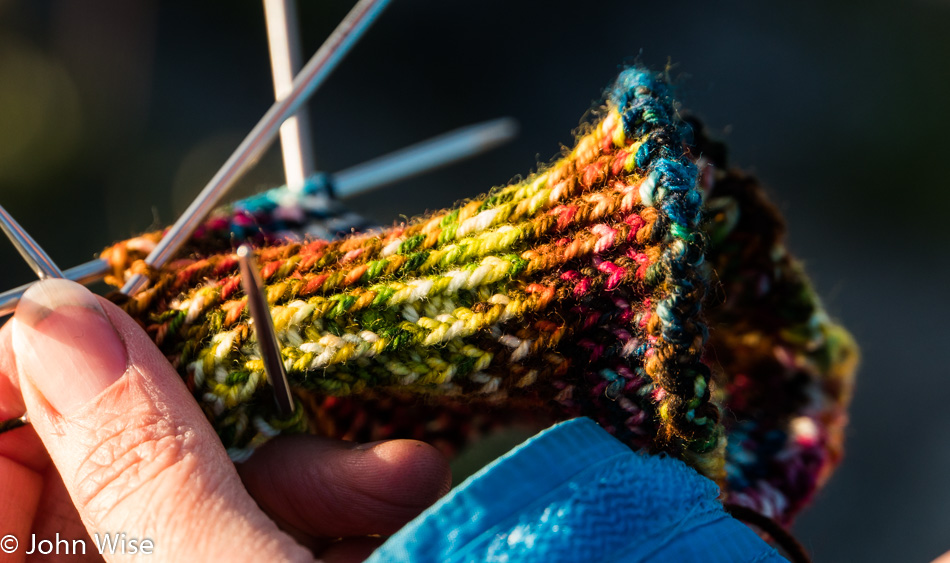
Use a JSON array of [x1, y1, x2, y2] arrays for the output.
[[367, 417, 788, 562]]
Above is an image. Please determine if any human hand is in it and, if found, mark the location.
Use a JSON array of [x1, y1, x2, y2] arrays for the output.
[[0, 279, 451, 562]]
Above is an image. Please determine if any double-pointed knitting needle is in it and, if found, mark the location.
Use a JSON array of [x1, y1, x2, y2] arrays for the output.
[[332, 117, 518, 198], [263, 0, 315, 193], [236, 245, 295, 417], [0, 260, 110, 318], [0, 116, 517, 318], [120, 0, 392, 297], [0, 414, 28, 434], [0, 205, 65, 280], [0, 205, 68, 435]]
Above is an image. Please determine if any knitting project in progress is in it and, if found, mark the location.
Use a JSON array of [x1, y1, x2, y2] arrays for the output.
[[100, 67, 857, 525]]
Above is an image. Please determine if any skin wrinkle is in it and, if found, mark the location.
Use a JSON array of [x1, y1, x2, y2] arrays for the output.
[[80, 431, 190, 528], [59, 369, 187, 519], [65, 409, 201, 534]]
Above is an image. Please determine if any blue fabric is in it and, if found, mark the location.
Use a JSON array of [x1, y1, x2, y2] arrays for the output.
[[368, 417, 788, 562]]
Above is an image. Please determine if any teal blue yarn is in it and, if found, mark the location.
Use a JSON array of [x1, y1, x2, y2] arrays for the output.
[[608, 67, 715, 448]]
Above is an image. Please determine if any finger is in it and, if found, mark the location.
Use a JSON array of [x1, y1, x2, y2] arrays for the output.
[[0, 323, 24, 416], [0, 323, 47, 470], [1, 322, 88, 562], [0, 322, 46, 563], [238, 435, 451, 538], [12, 279, 312, 562], [0, 456, 42, 563]]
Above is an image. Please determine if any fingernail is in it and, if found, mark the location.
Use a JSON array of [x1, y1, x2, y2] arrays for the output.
[[12, 279, 128, 415]]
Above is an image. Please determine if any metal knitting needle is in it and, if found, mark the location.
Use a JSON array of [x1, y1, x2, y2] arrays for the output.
[[0, 414, 28, 434], [0, 260, 109, 317], [121, 0, 391, 296], [0, 205, 65, 279], [0, 115, 517, 317], [236, 245, 295, 417], [332, 117, 519, 198], [0, 206, 68, 436], [264, 0, 315, 193]]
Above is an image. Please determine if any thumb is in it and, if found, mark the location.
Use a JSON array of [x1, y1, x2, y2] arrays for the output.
[[11, 279, 311, 562]]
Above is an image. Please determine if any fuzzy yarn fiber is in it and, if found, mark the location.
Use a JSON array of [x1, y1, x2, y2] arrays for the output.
[[100, 67, 857, 525]]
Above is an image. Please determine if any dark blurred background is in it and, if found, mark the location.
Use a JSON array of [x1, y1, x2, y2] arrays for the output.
[[1, 1, 948, 560]]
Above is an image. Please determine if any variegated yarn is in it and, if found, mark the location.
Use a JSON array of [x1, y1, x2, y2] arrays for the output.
[[100, 67, 857, 525]]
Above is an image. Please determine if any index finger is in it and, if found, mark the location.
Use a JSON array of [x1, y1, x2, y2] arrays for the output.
[[0, 321, 46, 563], [0, 321, 47, 472]]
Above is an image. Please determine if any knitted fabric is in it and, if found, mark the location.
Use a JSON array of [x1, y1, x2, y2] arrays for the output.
[[99, 67, 857, 524]]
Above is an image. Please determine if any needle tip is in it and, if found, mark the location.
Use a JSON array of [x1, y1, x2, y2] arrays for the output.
[[486, 117, 520, 143], [0, 204, 65, 280]]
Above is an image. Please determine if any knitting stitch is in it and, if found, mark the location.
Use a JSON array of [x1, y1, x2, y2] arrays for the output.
[[99, 66, 857, 524]]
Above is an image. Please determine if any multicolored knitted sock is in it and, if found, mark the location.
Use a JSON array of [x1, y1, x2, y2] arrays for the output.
[[100, 66, 857, 525]]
